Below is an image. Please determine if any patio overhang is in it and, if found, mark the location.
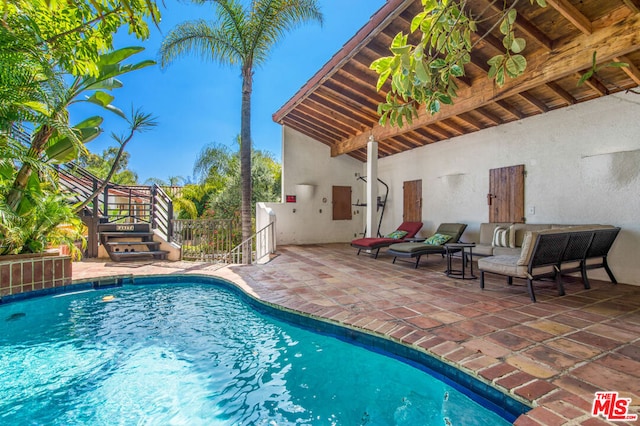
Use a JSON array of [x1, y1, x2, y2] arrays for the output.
[[273, 0, 640, 162]]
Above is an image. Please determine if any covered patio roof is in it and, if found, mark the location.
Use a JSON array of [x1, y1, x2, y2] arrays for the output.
[[273, 0, 640, 162]]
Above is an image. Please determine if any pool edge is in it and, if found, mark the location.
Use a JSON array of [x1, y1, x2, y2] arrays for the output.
[[5, 272, 533, 422]]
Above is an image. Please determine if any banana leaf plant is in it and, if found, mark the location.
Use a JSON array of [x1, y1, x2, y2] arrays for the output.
[[6, 46, 155, 213], [2, 46, 154, 256]]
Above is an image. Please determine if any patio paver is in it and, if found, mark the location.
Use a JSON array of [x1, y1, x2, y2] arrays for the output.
[[72, 243, 640, 425]]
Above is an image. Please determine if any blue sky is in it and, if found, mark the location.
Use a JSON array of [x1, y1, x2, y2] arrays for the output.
[[71, 0, 387, 184]]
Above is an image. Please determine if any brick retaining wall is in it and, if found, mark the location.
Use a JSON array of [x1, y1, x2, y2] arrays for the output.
[[0, 252, 72, 299]]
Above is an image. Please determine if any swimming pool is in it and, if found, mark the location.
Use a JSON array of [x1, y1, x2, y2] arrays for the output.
[[0, 276, 527, 424]]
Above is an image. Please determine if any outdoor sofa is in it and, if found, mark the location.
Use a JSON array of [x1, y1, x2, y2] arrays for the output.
[[351, 221, 423, 258], [387, 223, 467, 268], [478, 225, 620, 302]]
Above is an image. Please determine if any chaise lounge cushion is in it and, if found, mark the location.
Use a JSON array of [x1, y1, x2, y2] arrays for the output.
[[387, 223, 468, 268], [351, 221, 424, 258]]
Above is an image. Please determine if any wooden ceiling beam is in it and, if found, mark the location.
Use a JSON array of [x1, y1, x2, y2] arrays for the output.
[[410, 129, 437, 144], [426, 124, 453, 140], [315, 86, 380, 119], [475, 107, 504, 125], [322, 80, 380, 116], [623, 0, 640, 14], [472, 24, 509, 53], [281, 117, 336, 146], [615, 56, 640, 85], [438, 119, 467, 135], [545, 82, 576, 105], [545, 0, 593, 35], [310, 91, 378, 125], [384, 136, 416, 152], [494, 100, 525, 120], [329, 71, 385, 104], [575, 72, 609, 96], [286, 111, 347, 140], [400, 131, 431, 146], [303, 96, 369, 129], [331, 14, 640, 156], [518, 91, 549, 112], [455, 113, 485, 131]]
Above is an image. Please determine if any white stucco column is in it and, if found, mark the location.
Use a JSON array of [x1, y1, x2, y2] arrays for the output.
[[366, 136, 378, 238]]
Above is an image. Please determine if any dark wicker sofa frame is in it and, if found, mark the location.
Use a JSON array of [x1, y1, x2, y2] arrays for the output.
[[479, 227, 620, 302]]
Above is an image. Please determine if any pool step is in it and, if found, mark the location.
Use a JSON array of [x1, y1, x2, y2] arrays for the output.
[[98, 223, 168, 262]]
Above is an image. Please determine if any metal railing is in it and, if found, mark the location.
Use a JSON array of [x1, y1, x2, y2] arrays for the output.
[[57, 163, 175, 248], [230, 221, 276, 264], [171, 219, 236, 262]]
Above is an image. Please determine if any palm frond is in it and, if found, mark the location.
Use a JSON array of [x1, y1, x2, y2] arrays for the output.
[[160, 19, 244, 67], [248, 0, 323, 67]]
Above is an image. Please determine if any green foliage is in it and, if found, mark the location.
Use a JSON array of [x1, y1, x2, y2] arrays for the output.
[[487, 9, 527, 87], [160, 0, 322, 247], [0, 0, 160, 256], [371, 0, 546, 127], [1, 0, 159, 77], [189, 140, 281, 221], [0, 150, 85, 258], [78, 146, 139, 185], [577, 51, 628, 87]]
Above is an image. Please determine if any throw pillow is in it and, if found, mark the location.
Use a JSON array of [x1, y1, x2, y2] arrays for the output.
[[385, 230, 408, 239], [492, 226, 510, 247], [508, 224, 517, 248], [423, 233, 452, 246]]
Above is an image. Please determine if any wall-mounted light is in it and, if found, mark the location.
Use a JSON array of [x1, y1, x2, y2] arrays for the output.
[[295, 183, 316, 200]]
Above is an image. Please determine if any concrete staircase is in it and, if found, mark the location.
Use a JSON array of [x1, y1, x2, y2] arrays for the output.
[[99, 223, 169, 262]]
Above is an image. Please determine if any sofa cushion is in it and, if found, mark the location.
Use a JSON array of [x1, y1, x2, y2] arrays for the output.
[[479, 255, 556, 277], [479, 222, 512, 245], [479, 255, 526, 277], [511, 224, 553, 247], [493, 246, 521, 256], [517, 231, 539, 266], [474, 244, 495, 256]]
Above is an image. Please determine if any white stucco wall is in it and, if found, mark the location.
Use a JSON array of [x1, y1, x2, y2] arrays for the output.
[[261, 127, 364, 244], [375, 92, 640, 285], [272, 92, 640, 285]]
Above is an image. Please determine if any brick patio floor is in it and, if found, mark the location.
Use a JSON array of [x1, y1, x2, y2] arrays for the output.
[[72, 243, 640, 425]]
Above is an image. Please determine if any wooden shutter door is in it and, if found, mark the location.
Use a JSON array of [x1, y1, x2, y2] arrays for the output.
[[403, 180, 422, 222], [488, 165, 525, 223], [332, 186, 352, 220]]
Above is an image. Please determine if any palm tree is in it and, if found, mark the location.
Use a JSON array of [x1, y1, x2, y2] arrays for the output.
[[160, 0, 322, 262]]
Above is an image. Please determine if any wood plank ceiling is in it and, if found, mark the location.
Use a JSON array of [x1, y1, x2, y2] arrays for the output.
[[273, 0, 640, 162]]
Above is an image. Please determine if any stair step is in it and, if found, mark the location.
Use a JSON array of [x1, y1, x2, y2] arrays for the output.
[[98, 224, 151, 233], [109, 250, 169, 259], [100, 232, 154, 237], [105, 241, 161, 246]]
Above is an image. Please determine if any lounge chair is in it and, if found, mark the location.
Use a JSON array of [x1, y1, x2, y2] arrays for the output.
[[387, 223, 468, 268], [351, 221, 423, 258]]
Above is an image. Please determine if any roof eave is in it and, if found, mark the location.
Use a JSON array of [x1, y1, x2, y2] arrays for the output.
[[272, 0, 414, 124]]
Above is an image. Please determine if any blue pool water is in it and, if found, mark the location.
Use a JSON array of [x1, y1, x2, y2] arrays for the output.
[[0, 280, 519, 425]]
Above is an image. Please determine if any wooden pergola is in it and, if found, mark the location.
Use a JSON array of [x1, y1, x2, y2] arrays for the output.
[[273, 0, 640, 162]]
